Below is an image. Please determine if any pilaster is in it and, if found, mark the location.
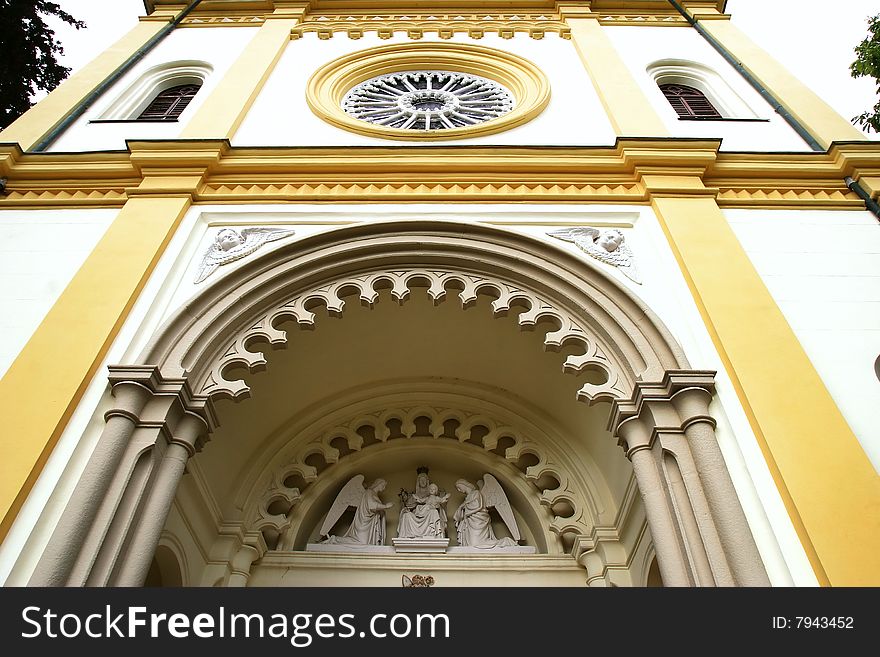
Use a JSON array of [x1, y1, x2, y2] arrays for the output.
[[557, 3, 669, 137], [180, 4, 308, 139], [0, 19, 172, 151], [642, 170, 880, 586], [698, 18, 866, 149], [0, 143, 223, 542]]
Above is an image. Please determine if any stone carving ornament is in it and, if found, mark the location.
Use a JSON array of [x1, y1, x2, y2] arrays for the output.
[[549, 227, 641, 283], [320, 475, 393, 545], [396, 467, 450, 539], [194, 227, 295, 283], [453, 474, 520, 548]]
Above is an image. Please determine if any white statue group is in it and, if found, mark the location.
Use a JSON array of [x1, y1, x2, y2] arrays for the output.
[[320, 467, 520, 549]]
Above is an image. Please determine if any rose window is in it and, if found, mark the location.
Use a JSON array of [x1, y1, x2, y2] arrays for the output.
[[342, 70, 515, 131]]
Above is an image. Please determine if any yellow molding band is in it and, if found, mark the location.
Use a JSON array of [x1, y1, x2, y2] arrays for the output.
[[561, 15, 669, 137], [650, 189, 880, 586], [180, 18, 300, 139], [0, 194, 191, 540], [700, 20, 866, 149], [0, 20, 169, 151]]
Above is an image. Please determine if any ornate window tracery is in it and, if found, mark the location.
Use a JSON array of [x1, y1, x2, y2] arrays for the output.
[[307, 42, 550, 140], [342, 71, 514, 131]]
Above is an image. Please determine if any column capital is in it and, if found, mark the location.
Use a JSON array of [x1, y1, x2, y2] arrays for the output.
[[609, 370, 716, 435], [107, 365, 218, 434], [270, 2, 309, 20], [555, 3, 595, 20]]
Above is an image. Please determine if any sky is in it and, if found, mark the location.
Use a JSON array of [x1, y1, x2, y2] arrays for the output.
[[45, 0, 879, 139]]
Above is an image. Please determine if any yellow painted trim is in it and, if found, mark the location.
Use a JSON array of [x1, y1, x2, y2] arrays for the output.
[[648, 187, 880, 586], [559, 13, 669, 137], [701, 20, 866, 149], [305, 42, 551, 141], [290, 19, 570, 40], [180, 17, 299, 139], [2, 140, 876, 209], [0, 20, 169, 151], [0, 193, 192, 540]]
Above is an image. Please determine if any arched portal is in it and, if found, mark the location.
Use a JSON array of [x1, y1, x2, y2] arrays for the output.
[[30, 221, 769, 587]]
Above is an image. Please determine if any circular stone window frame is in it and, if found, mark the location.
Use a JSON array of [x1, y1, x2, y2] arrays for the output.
[[307, 42, 551, 141]]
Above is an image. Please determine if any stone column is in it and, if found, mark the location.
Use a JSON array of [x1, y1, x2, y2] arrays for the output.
[[113, 412, 207, 586], [228, 544, 262, 587], [30, 378, 153, 586], [617, 418, 693, 586], [612, 371, 771, 587], [672, 387, 771, 586]]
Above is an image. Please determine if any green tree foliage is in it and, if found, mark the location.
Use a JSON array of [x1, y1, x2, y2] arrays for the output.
[[850, 13, 880, 133], [0, 0, 84, 129]]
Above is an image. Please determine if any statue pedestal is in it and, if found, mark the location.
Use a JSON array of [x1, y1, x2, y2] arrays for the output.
[[392, 538, 450, 553], [448, 545, 537, 554], [305, 543, 394, 554]]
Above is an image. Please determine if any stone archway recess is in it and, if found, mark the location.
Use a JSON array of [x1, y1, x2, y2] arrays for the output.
[[30, 220, 769, 587]]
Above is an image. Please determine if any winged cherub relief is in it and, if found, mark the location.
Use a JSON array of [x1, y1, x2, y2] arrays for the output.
[[320, 475, 393, 545], [548, 226, 641, 283], [453, 474, 520, 549], [194, 227, 296, 283]]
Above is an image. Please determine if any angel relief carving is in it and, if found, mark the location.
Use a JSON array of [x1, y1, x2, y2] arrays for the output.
[[194, 227, 295, 284], [308, 471, 534, 554], [320, 475, 392, 546], [549, 226, 641, 283], [453, 475, 521, 549]]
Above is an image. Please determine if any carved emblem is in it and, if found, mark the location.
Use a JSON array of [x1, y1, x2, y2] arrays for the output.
[[402, 574, 435, 588], [195, 227, 295, 283], [549, 227, 641, 284]]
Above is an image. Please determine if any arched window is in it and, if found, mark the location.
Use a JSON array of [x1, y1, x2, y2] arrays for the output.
[[647, 60, 761, 122], [137, 84, 201, 121], [94, 61, 212, 122], [659, 83, 722, 120]]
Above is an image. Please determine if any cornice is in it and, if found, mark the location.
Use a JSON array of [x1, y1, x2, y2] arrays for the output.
[[147, 1, 725, 25], [0, 139, 872, 209]]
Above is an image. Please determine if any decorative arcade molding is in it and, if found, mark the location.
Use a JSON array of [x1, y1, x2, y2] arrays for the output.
[[199, 267, 628, 403], [242, 403, 600, 547]]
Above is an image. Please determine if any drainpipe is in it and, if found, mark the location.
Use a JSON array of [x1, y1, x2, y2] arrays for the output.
[[32, 0, 203, 152], [667, 0, 880, 220]]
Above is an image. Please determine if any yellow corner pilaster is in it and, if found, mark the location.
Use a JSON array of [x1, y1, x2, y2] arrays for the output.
[[700, 19, 866, 149], [0, 192, 192, 540], [0, 20, 170, 151], [648, 184, 880, 586], [558, 5, 669, 137], [180, 13, 303, 139]]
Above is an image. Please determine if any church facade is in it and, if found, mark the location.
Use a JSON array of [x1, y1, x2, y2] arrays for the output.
[[0, 0, 878, 587]]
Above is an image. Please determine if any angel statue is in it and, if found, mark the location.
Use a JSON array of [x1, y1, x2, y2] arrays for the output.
[[548, 226, 641, 283], [453, 475, 520, 549], [320, 476, 392, 545]]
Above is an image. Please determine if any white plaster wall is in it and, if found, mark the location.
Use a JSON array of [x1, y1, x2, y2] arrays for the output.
[[604, 26, 810, 152], [0, 203, 817, 587], [0, 209, 116, 378], [47, 27, 258, 152], [727, 209, 880, 472], [234, 33, 617, 147]]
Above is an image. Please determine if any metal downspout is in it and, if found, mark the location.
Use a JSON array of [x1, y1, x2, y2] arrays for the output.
[[667, 0, 880, 220], [32, 0, 203, 152]]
